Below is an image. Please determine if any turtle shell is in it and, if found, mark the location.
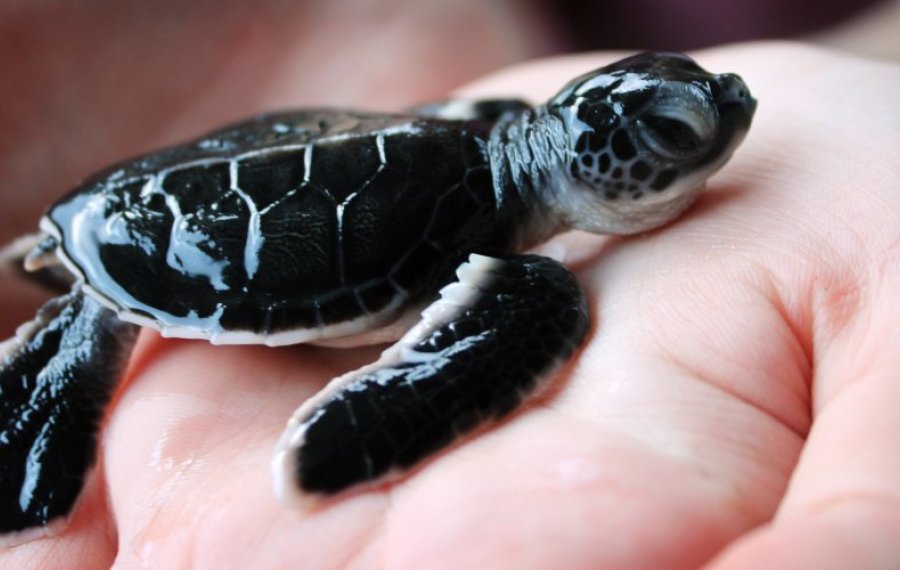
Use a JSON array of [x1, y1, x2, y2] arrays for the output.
[[43, 111, 511, 344]]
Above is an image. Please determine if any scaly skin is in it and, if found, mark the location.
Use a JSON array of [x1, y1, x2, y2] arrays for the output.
[[2, 42, 900, 570]]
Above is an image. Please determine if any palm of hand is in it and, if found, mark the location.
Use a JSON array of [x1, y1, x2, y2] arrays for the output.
[[2, 44, 899, 569]]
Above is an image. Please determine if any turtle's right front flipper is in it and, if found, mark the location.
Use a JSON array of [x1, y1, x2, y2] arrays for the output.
[[274, 253, 590, 505], [0, 290, 138, 536]]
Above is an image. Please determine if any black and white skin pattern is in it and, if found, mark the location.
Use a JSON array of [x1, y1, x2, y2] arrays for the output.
[[0, 52, 755, 541]]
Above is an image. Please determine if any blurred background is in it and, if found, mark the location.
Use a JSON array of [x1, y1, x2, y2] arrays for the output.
[[0, 0, 897, 244]]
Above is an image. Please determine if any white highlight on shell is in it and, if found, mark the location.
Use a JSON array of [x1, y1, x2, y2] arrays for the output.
[[375, 131, 387, 164], [572, 73, 619, 97], [303, 145, 313, 183], [271, 253, 503, 510], [229, 160, 264, 281], [159, 179, 230, 292]]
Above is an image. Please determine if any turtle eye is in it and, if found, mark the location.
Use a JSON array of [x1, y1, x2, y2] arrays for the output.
[[639, 115, 704, 159]]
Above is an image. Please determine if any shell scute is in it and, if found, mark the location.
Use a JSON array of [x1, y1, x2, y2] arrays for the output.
[[45, 112, 501, 340]]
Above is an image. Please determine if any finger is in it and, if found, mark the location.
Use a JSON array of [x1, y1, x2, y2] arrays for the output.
[[103, 336, 389, 567], [706, 277, 900, 569], [701, 52, 900, 569]]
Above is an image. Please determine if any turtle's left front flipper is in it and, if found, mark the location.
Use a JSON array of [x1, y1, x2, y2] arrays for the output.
[[275, 253, 589, 505], [0, 290, 138, 535]]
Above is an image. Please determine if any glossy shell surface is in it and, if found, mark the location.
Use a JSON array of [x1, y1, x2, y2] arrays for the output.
[[44, 112, 509, 344]]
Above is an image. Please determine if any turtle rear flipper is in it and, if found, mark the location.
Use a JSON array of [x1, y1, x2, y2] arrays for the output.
[[0, 233, 73, 293], [0, 290, 138, 536], [274, 253, 589, 504]]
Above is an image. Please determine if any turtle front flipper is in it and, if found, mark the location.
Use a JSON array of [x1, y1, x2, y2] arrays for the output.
[[0, 289, 138, 536], [274, 253, 589, 505]]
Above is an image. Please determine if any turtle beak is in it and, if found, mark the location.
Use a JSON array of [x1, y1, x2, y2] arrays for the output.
[[714, 72, 757, 130]]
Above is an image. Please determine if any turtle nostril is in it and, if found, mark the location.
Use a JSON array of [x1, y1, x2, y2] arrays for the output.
[[715, 73, 755, 117]]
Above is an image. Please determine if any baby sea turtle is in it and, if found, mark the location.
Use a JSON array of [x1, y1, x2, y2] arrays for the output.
[[0, 52, 755, 538]]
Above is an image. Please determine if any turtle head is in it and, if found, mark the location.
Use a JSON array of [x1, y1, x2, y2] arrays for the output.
[[544, 52, 756, 235]]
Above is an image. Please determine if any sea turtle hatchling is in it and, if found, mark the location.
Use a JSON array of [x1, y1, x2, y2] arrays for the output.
[[0, 52, 755, 538]]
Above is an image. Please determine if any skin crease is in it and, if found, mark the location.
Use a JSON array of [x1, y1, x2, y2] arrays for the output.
[[2, 36, 900, 570]]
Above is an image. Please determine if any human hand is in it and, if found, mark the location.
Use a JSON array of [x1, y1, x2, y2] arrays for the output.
[[3, 42, 899, 569]]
